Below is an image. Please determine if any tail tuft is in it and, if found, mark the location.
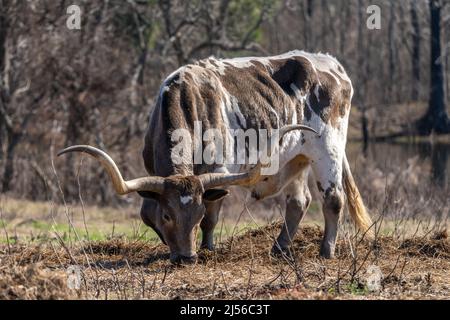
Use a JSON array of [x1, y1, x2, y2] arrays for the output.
[[343, 155, 374, 238]]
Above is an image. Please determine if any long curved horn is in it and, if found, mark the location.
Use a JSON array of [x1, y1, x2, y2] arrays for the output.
[[199, 163, 263, 189], [278, 124, 318, 136], [199, 124, 317, 189], [57, 145, 165, 195]]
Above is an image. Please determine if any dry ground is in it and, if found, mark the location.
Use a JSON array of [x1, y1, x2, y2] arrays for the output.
[[0, 221, 448, 300], [0, 139, 449, 300]]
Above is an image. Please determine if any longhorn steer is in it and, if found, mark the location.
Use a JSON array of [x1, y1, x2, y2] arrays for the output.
[[59, 50, 372, 264]]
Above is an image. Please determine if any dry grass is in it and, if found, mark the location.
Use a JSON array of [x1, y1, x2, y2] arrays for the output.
[[0, 221, 448, 300], [0, 139, 449, 300], [0, 262, 69, 300]]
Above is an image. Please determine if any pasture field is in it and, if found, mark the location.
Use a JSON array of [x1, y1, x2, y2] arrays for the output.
[[0, 197, 448, 300]]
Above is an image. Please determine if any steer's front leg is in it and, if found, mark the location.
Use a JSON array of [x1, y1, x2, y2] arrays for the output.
[[311, 156, 345, 259], [200, 199, 223, 250], [320, 189, 344, 258], [272, 172, 311, 256]]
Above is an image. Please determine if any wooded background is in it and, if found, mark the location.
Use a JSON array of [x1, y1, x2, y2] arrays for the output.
[[0, 0, 449, 205]]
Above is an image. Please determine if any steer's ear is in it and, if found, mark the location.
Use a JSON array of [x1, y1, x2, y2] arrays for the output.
[[137, 191, 160, 201], [203, 189, 229, 202]]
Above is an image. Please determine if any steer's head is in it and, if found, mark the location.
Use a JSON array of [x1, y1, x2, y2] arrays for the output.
[[58, 124, 316, 264], [139, 175, 229, 264]]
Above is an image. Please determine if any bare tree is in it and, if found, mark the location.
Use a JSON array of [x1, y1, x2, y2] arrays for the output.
[[0, 1, 44, 192], [1, 0, 449, 202], [417, 0, 449, 134], [411, 0, 422, 101], [387, 2, 398, 101]]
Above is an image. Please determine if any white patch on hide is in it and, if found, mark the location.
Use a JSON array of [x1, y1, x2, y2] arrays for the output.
[[180, 195, 193, 205], [230, 95, 247, 128], [205, 56, 274, 76], [290, 83, 307, 104], [314, 84, 321, 102]]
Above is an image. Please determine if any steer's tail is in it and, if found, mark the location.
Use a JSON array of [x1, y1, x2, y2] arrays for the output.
[[343, 155, 373, 237]]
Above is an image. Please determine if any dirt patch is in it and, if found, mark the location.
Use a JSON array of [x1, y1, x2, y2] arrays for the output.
[[0, 262, 70, 299], [399, 238, 449, 259]]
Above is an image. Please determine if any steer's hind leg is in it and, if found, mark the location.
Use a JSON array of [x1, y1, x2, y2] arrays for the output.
[[200, 199, 223, 251], [311, 157, 345, 259], [272, 169, 311, 256]]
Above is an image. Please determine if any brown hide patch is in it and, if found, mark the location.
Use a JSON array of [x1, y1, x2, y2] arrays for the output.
[[340, 79, 353, 114], [308, 83, 332, 123], [218, 62, 289, 131], [179, 73, 199, 128], [182, 69, 223, 131], [151, 66, 228, 175], [156, 85, 199, 176], [269, 57, 319, 125], [308, 70, 352, 127], [164, 176, 203, 197], [270, 57, 314, 94]]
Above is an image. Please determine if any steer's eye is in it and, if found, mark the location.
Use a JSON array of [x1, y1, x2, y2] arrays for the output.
[[162, 214, 171, 222]]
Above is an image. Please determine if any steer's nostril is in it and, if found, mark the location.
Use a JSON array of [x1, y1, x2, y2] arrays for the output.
[[251, 191, 260, 200], [171, 254, 198, 265]]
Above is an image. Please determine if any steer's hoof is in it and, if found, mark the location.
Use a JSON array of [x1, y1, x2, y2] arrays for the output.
[[319, 246, 335, 259], [200, 244, 215, 251], [270, 245, 294, 261], [170, 254, 198, 265]]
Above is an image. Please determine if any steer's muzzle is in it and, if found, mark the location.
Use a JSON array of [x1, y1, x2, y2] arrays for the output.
[[170, 253, 198, 265], [251, 191, 261, 200]]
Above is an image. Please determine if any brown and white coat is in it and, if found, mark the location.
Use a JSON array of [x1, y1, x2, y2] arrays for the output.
[[60, 51, 372, 263]]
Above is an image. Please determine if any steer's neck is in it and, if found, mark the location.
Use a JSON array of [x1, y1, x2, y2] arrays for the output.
[[147, 90, 195, 178]]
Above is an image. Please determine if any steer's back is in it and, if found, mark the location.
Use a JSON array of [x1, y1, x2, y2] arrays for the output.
[[144, 50, 354, 176]]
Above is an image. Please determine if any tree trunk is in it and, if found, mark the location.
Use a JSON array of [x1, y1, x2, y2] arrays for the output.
[[0, 117, 4, 159], [410, 0, 421, 101], [320, 0, 327, 50], [446, 49, 449, 107], [417, 0, 449, 134], [2, 129, 20, 192], [301, 0, 313, 51], [431, 143, 448, 187], [0, 0, 9, 171], [355, 0, 370, 147], [361, 109, 369, 155], [0, 0, 8, 71], [339, 1, 350, 57], [388, 2, 397, 102]]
